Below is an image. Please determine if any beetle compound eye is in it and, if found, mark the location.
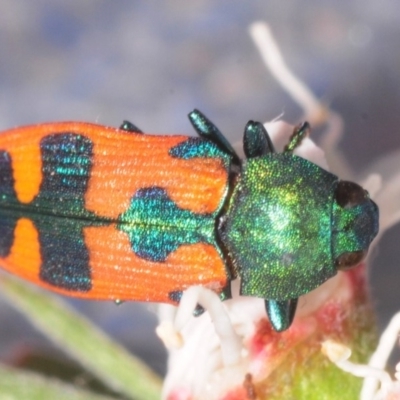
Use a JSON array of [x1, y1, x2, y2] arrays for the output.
[[335, 250, 367, 270], [335, 181, 368, 208]]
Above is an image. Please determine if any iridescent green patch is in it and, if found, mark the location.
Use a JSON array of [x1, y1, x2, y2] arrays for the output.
[[118, 187, 218, 262], [169, 136, 231, 168], [117, 136, 232, 263]]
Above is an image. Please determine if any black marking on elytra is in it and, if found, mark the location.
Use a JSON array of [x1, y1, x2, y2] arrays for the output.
[[120, 187, 183, 262], [118, 185, 215, 263], [0, 134, 109, 292], [0, 151, 19, 257], [0, 210, 18, 257], [169, 137, 229, 162], [33, 133, 95, 291], [120, 120, 143, 134], [0, 151, 18, 201], [37, 216, 92, 291], [134, 186, 164, 199], [32, 134, 94, 215]]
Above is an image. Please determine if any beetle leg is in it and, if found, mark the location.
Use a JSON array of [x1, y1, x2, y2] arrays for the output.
[[194, 283, 232, 315], [265, 298, 298, 331], [169, 289, 205, 316], [188, 109, 240, 164], [284, 121, 310, 153], [174, 286, 243, 366], [119, 120, 143, 134], [243, 121, 275, 158], [219, 283, 232, 302]]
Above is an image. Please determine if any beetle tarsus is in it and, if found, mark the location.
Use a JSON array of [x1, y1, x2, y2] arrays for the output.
[[119, 120, 143, 134], [188, 109, 240, 164], [265, 298, 298, 331], [243, 121, 275, 158], [219, 284, 232, 302]]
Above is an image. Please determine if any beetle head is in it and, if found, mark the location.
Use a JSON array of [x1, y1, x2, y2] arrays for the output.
[[331, 181, 379, 271]]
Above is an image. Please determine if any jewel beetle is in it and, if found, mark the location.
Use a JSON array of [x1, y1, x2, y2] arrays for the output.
[[0, 110, 379, 331]]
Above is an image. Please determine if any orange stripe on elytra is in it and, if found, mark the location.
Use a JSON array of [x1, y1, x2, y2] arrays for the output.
[[0, 218, 42, 283], [83, 224, 228, 302], [85, 134, 228, 219], [0, 122, 229, 217], [1, 138, 42, 203]]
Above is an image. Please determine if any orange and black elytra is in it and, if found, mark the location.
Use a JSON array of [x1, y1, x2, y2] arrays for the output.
[[0, 110, 379, 331]]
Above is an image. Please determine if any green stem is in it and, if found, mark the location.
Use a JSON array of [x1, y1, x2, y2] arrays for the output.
[[0, 275, 163, 400]]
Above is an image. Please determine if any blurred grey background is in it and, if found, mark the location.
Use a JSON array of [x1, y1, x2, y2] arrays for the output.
[[0, 0, 399, 376]]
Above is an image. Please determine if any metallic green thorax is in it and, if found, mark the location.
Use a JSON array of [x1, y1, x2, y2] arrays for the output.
[[221, 154, 339, 300], [190, 111, 378, 331]]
